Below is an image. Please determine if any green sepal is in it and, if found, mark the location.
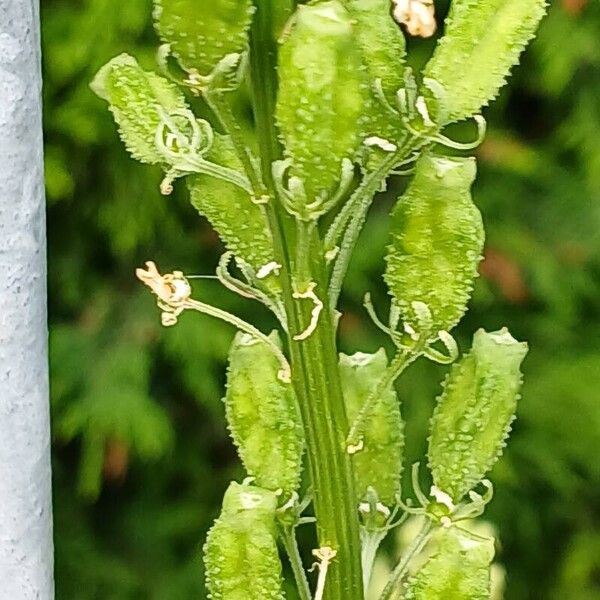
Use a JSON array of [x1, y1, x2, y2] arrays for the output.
[[384, 152, 484, 336], [153, 0, 255, 77], [276, 1, 366, 202], [187, 134, 274, 271], [428, 328, 528, 502], [347, 0, 407, 161], [224, 331, 304, 497], [423, 0, 547, 123], [403, 528, 495, 600], [340, 349, 404, 506], [90, 53, 189, 165], [203, 482, 285, 600]]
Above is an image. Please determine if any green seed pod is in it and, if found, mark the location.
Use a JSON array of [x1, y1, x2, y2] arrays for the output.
[[339, 350, 403, 506], [154, 0, 255, 76], [403, 528, 495, 600], [429, 328, 528, 502], [188, 135, 274, 271], [347, 0, 406, 99], [347, 0, 407, 157], [224, 331, 303, 497], [384, 153, 484, 335], [91, 53, 189, 165], [276, 1, 365, 202], [204, 482, 285, 600], [423, 0, 547, 123]]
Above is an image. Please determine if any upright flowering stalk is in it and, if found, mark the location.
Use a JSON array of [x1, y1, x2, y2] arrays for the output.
[[92, 1, 546, 599]]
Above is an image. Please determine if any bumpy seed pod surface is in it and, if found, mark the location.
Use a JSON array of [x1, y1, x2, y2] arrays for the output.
[[188, 135, 274, 272], [384, 152, 484, 336], [204, 482, 285, 600], [90, 53, 189, 165], [423, 0, 547, 123], [154, 0, 255, 76], [428, 328, 528, 502], [339, 349, 404, 506], [403, 527, 495, 600], [276, 0, 365, 202], [347, 0, 407, 155], [224, 331, 303, 497]]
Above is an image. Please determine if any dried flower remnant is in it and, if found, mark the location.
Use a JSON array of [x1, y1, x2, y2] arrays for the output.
[[136, 261, 191, 326], [393, 0, 437, 38]]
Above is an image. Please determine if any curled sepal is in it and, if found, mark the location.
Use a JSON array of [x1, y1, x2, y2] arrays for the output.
[[224, 331, 304, 497], [90, 53, 190, 165], [402, 528, 495, 600], [423, 0, 547, 123], [428, 328, 528, 502], [153, 0, 254, 79], [276, 1, 365, 204], [204, 482, 285, 600], [339, 350, 404, 506], [187, 134, 273, 271], [384, 152, 484, 336]]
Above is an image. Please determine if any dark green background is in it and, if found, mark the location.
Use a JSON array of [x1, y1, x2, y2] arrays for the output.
[[43, 0, 600, 597]]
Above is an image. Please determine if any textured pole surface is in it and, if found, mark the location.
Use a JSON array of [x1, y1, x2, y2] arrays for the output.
[[0, 0, 54, 598]]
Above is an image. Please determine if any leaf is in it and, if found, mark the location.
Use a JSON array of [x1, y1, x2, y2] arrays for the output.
[[428, 328, 528, 502], [203, 482, 285, 600], [276, 1, 366, 201], [339, 349, 404, 506], [224, 331, 304, 497], [187, 134, 274, 271], [91, 53, 189, 164], [423, 0, 548, 123], [403, 528, 495, 600], [384, 152, 484, 335], [153, 0, 255, 76]]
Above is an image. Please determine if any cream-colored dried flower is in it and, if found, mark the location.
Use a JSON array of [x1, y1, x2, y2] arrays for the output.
[[136, 261, 192, 326], [393, 0, 437, 38]]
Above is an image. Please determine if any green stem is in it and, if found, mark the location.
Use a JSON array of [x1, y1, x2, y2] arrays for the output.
[[281, 526, 312, 600], [379, 520, 433, 600], [250, 3, 364, 600]]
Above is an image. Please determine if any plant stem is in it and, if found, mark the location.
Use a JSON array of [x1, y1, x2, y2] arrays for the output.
[[379, 520, 433, 600], [250, 3, 364, 600], [281, 526, 312, 600]]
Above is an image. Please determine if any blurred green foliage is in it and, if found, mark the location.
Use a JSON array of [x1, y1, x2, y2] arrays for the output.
[[44, 0, 600, 597]]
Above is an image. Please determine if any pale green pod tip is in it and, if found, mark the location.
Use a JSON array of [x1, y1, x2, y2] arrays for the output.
[[224, 331, 304, 497], [339, 349, 404, 506], [403, 527, 495, 600], [154, 0, 255, 76], [428, 328, 528, 502], [204, 481, 285, 600], [424, 0, 548, 123], [91, 53, 189, 165], [384, 152, 484, 336], [221, 481, 278, 516]]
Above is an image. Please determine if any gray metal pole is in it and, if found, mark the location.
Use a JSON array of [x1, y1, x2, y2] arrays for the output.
[[0, 0, 54, 598]]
